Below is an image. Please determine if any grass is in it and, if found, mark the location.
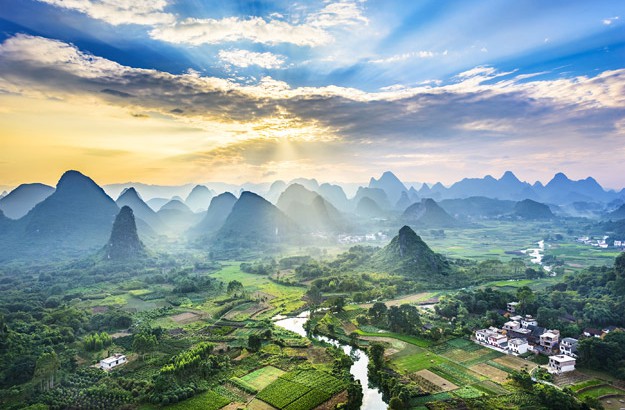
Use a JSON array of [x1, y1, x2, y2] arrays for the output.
[[392, 350, 448, 373], [164, 390, 230, 410], [355, 329, 432, 347], [577, 385, 625, 400], [570, 379, 604, 392], [240, 366, 285, 391]]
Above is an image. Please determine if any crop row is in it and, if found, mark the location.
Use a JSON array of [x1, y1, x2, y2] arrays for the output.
[[257, 378, 310, 409], [229, 377, 259, 394]]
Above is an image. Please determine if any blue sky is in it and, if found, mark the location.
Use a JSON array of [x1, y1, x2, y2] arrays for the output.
[[0, 0, 624, 187]]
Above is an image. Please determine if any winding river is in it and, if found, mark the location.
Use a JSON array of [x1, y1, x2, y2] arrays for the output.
[[273, 311, 387, 410]]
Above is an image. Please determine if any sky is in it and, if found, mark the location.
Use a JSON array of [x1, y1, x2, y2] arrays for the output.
[[0, 0, 624, 189]]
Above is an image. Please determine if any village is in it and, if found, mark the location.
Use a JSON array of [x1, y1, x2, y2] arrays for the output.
[[474, 301, 620, 376]]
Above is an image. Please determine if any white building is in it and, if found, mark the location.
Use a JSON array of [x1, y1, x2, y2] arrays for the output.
[[503, 321, 521, 331], [548, 355, 576, 374], [507, 302, 519, 313], [521, 315, 538, 328], [508, 338, 529, 355], [100, 354, 127, 370], [560, 338, 578, 358]]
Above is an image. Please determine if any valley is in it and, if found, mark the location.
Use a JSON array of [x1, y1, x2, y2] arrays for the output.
[[0, 170, 624, 410]]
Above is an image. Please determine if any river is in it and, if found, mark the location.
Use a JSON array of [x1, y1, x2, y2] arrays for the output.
[[522, 240, 553, 274], [273, 311, 388, 410]]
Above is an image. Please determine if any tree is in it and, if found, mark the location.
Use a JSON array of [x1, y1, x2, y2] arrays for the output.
[[227, 280, 244, 298], [369, 343, 385, 370], [389, 397, 405, 410], [34, 351, 60, 391], [306, 285, 322, 309], [517, 286, 536, 313], [328, 296, 345, 312], [132, 333, 157, 360], [368, 302, 388, 323], [248, 334, 262, 352]]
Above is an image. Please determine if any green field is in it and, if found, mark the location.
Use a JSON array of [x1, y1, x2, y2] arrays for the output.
[[240, 366, 286, 391], [257, 369, 347, 410], [577, 385, 625, 400]]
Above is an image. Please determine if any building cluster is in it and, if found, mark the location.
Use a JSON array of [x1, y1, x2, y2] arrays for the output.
[[475, 302, 623, 374], [576, 235, 624, 249]]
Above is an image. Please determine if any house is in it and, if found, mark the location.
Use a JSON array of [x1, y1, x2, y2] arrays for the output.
[[488, 333, 509, 349], [99, 354, 127, 370], [507, 302, 519, 313], [475, 328, 490, 343], [508, 338, 529, 355], [583, 328, 603, 338], [503, 321, 521, 331], [510, 315, 523, 322], [539, 330, 560, 354], [521, 315, 538, 328], [560, 338, 578, 358], [602, 325, 618, 335], [548, 355, 576, 374]]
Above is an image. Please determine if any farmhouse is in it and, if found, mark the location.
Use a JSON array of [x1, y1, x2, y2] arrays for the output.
[[503, 320, 521, 331], [508, 338, 529, 355], [559, 337, 578, 358], [507, 301, 519, 313], [548, 354, 576, 374], [539, 329, 560, 354], [521, 315, 538, 328], [100, 354, 127, 370], [583, 328, 603, 338]]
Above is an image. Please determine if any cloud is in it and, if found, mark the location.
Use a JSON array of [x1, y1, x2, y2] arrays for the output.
[[149, 16, 332, 47], [306, 1, 369, 28], [370, 51, 436, 64], [602, 16, 620, 25], [218, 49, 286, 69], [2, 34, 625, 183], [36, 0, 175, 25]]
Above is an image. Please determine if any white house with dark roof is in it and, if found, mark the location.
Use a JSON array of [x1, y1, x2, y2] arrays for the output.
[[521, 315, 538, 328], [548, 354, 576, 374]]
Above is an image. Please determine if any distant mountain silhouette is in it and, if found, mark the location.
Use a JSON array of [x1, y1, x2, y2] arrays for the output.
[[514, 199, 554, 220], [444, 171, 535, 200], [103, 206, 146, 260], [353, 187, 392, 210], [116, 187, 165, 232], [318, 183, 350, 211], [407, 186, 420, 203], [0, 170, 119, 260], [290, 178, 319, 192], [395, 191, 412, 211], [0, 183, 54, 219], [369, 171, 408, 205], [402, 198, 459, 227], [212, 191, 300, 251], [146, 197, 170, 211], [189, 192, 237, 238], [265, 180, 287, 203], [538, 172, 612, 203], [369, 226, 449, 277], [438, 197, 516, 219], [277, 184, 347, 232], [157, 199, 201, 234], [355, 197, 385, 218], [185, 185, 214, 212]]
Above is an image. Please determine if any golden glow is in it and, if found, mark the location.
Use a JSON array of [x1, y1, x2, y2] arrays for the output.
[[0, 93, 344, 187]]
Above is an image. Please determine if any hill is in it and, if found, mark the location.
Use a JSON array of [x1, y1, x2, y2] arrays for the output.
[[402, 198, 459, 227], [514, 199, 554, 220], [185, 185, 214, 212], [353, 187, 392, 210], [277, 184, 348, 233], [355, 197, 385, 218], [609, 204, 625, 221], [212, 191, 300, 252], [0, 183, 55, 219], [116, 188, 165, 232], [369, 226, 450, 277], [369, 171, 408, 205], [0, 170, 119, 260], [189, 192, 237, 238], [438, 197, 516, 219], [157, 199, 201, 234], [102, 206, 146, 260]]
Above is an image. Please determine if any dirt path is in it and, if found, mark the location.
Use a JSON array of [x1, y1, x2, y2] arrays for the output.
[[359, 292, 439, 309]]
